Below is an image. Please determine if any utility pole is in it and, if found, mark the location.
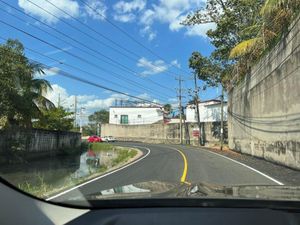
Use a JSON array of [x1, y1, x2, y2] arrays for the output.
[[74, 96, 77, 129], [79, 107, 85, 133], [220, 87, 224, 151], [193, 73, 203, 146], [176, 75, 184, 144], [58, 93, 61, 107]]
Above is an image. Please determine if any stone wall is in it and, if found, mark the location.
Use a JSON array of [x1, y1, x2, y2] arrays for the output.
[[228, 16, 300, 169]]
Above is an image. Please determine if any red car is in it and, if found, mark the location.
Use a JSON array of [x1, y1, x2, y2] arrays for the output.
[[87, 135, 102, 143]]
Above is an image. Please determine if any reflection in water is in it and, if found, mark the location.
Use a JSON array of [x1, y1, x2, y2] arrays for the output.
[[0, 153, 81, 187], [0, 149, 118, 189]]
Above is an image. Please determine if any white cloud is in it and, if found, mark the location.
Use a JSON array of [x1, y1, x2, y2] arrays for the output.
[[137, 57, 181, 76], [35, 67, 60, 78], [114, 0, 146, 13], [18, 0, 80, 24], [185, 23, 216, 37], [137, 57, 168, 76], [137, 0, 212, 40], [44, 84, 159, 124], [84, 0, 107, 21], [171, 60, 181, 68], [140, 25, 157, 41], [113, 13, 136, 23], [113, 0, 146, 22], [44, 46, 72, 56]]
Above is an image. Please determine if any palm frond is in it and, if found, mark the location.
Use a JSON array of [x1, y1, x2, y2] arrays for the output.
[[31, 78, 53, 95], [261, 0, 281, 15], [229, 37, 262, 58], [240, 24, 262, 36]]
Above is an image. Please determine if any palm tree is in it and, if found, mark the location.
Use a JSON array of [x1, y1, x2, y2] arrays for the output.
[[229, 0, 299, 61], [0, 39, 54, 128], [18, 62, 55, 128]]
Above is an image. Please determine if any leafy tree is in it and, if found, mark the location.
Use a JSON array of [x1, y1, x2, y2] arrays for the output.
[[163, 104, 172, 115], [0, 39, 54, 128], [182, 0, 265, 85], [33, 106, 74, 131], [184, 0, 299, 84], [230, 0, 300, 60], [88, 110, 109, 124]]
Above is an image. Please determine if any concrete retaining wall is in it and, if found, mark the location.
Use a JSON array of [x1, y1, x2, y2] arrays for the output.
[[0, 128, 81, 154], [228, 16, 300, 169], [101, 122, 227, 145]]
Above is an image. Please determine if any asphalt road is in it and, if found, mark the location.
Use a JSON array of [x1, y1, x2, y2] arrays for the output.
[[49, 142, 280, 202]]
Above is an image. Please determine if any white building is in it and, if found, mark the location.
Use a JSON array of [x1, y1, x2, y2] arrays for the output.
[[109, 106, 164, 125], [186, 99, 227, 123]]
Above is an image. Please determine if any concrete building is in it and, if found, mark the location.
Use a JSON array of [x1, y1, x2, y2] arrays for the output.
[[186, 99, 227, 123], [109, 106, 164, 125]]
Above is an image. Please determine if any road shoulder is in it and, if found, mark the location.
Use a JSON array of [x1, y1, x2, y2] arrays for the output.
[[182, 145, 300, 186]]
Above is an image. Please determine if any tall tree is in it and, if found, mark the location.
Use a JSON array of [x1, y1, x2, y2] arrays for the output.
[[182, 0, 265, 85], [88, 110, 109, 124], [0, 39, 54, 128], [163, 104, 172, 115]]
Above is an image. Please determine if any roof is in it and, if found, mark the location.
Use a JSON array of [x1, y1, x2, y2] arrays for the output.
[[110, 106, 162, 109], [187, 99, 227, 106], [187, 99, 220, 105]]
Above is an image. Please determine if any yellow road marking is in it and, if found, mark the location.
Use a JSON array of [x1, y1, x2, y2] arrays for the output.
[[176, 149, 188, 183]]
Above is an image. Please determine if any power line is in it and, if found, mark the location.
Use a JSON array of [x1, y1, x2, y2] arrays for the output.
[[23, 0, 180, 82], [0, 12, 171, 102], [78, 0, 191, 77], [0, 1, 174, 93], [31, 60, 164, 106], [0, 36, 167, 101], [0, 19, 174, 101]]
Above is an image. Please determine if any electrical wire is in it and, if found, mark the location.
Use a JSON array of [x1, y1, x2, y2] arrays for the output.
[[29, 59, 164, 106], [0, 19, 175, 101], [78, 0, 191, 77], [0, 0, 174, 93], [24, 0, 181, 83]]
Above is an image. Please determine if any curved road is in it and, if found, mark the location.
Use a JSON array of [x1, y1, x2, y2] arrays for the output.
[[49, 142, 280, 202]]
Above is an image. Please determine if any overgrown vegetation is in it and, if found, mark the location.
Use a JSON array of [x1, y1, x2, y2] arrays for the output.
[[90, 142, 115, 151], [33, 106, 74, 131], [112, 149, 137, 167], [90, 142, 138, 166], [183, 0, 300, 88]]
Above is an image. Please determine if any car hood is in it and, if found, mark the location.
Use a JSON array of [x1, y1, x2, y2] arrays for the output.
[[68, 181, 300, 201]]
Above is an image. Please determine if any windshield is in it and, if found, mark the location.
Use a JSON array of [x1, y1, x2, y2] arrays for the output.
[[0, 0, 300, 206]]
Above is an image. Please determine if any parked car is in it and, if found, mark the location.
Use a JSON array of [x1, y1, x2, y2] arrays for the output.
[[87, 135, 102, 143], [102, 136, 116, 142]]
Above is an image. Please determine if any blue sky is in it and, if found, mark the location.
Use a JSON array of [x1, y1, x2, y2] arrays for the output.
[[0, 0, 220, 120]]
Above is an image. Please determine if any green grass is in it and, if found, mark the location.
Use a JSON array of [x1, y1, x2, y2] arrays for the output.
[[90, 142, 115, 152], [18, 174, 53, 198], [112, 149, 137, 167]]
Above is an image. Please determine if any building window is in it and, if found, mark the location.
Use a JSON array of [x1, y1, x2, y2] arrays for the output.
[[120, 115, 128, 124], [114, 115, 118, 118], [137, 115, 142, 118]]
